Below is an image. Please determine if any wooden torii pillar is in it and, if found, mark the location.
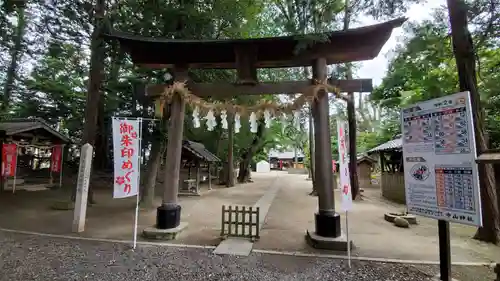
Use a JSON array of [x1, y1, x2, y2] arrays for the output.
[[103, 17, 406, 243]]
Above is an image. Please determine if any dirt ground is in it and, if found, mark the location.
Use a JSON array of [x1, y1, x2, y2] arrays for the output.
[[255, 173, 500, 264], [0, 171, 499, 276]]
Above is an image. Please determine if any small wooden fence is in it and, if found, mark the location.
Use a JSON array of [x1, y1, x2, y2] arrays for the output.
[[221, 205, 260, 241]]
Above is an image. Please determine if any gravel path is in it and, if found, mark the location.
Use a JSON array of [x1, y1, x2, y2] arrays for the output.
[[0, 231, 436, 281]]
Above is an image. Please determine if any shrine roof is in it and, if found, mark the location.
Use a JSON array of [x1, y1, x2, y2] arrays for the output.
[[367, 138, 402, 153], [103, 17, 406, 69], [183, 140, 220, 162], [0, 118, 70, 143]]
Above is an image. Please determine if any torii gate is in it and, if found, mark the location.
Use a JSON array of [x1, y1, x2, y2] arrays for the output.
[[103, 17, 406, 249]]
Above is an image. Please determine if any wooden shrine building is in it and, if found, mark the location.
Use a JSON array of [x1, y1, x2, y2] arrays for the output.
[[103, 17, 406, 248]]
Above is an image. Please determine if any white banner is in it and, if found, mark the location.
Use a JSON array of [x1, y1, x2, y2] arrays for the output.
[[338, 120, 352, 211], [113, 118, 140, 198]]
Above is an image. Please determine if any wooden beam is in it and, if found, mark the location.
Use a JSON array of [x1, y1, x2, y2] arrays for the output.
[[146, 79, 372, 98], [234, 45, 258, 84]]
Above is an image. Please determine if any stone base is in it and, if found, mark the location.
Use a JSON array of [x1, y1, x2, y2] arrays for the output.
[[178, 192, 201, 197], [51, 201, 75, 210], [305, 230, 354, 251], [156, 204, 181, 229], [315, 211, 341, 237], [432, 275, 459, 281], [213, 238, 253, 256], [142, 222, 188, 240]]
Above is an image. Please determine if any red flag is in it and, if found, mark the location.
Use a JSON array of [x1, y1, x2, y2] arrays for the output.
[[2, 144, 17, 177], [51, 145, 63, 173]]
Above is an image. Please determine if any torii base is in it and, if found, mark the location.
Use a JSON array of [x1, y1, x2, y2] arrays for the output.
[[305, 212, 353, 251]]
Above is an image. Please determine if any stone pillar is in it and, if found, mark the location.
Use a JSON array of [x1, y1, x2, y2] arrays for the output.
[[157, 65, 188, 230], [311, 58, 341, 238], [72, 143, 93, 233]]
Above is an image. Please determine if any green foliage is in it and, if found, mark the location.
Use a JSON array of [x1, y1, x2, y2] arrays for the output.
[[371, 6, 500, 147], [19, 43, 87, 136]]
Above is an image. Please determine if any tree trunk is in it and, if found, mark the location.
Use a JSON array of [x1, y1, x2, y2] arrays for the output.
[[140, 105, 170, 208], [1, 6, 25, 118], [73, 0, 106, 204], [140, 133, 164, 208], [342, 0, 360, 200], [308, 105, 317, 196], [93, 98, 107, 170], [447, 0, 500, 244], [237, 121, 265, 183]]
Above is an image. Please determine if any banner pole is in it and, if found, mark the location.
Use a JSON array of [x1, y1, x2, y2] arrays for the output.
[[59, 144, 65, 188], [346, 210, 351, 268], [133, 118, 143, 250], [12, 145, 18, 194]]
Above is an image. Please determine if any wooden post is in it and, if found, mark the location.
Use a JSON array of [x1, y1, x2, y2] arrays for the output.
[[311, 58, 341, 238], [0, 130, 5, 192], [157, 65, 188, 230], [208, 162, 212, 190], [195, 161, 200, 193], [227, 111, 235, 187], [494, 263, 499, 281], [346, 93, 359, 199]]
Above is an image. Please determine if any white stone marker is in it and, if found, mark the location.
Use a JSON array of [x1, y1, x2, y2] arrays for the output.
[[72, 143, 93, 233]]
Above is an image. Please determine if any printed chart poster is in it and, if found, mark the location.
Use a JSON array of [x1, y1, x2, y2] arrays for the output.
[[401, 91, 482, 226], [337, 120, 352, 211], [112, 118, 140, 198], [2, 144, 17, 177]]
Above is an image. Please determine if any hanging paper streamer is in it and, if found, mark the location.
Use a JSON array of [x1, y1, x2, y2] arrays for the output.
[[221, 110, 228, 130], [293, 111, 301, 130], [205, 109, 217, 131], [192, 106, 201, 128], [249, 112, 258, 133], [263, 110, 272, 128], [235, 113, 241, 133]]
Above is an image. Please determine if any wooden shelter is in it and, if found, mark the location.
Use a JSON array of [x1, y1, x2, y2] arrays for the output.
[[103, 17, 406, 246], [179, 140, 220, 195], [367, 137, 405, 203], [0, 118, 70, 192], [355, 155, 376, 189]]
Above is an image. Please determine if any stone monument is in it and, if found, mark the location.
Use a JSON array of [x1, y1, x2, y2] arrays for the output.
[[72, 143, 93, 233]]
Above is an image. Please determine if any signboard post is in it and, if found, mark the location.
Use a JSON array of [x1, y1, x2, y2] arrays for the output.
[[337, 120, 352, 267], [112, 117, 143, 249], [401, 92, 481, 281]]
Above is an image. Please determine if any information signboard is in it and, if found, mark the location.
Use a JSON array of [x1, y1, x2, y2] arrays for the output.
[[401, 91, 482, 226]]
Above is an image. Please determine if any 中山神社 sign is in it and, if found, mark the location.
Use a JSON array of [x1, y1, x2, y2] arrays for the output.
[[112, 118, 140, 198]]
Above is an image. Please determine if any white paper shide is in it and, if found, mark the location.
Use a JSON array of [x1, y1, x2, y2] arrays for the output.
[[112, 118, 140, 198], [337, 120, 352, 211]]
